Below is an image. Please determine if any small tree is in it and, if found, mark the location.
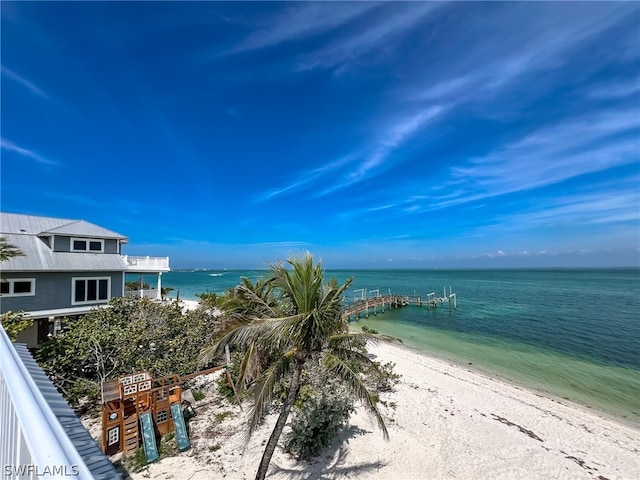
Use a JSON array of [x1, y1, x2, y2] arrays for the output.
[[161, 286, 174, 301]]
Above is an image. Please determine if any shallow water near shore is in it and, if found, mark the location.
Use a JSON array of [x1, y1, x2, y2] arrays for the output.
[[350, 309, 640, 426], [155, 267, 640, 425]]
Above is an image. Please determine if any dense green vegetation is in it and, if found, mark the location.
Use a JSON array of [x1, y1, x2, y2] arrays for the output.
[[37, 296, 238, 404]]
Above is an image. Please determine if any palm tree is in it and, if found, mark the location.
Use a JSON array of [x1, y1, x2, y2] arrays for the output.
[[0, 237, 24, 263], [201, 253, 389, 480], [161, 286, 174, 301]]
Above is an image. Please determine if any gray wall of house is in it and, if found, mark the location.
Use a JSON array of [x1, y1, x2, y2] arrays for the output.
[[0, 271, 124, 315], [52, 236, 119, 253]]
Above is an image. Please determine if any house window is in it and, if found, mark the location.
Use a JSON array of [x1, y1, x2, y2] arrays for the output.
[[71, 237, 104, 253], [0, 278, 36, 297], [156, 411, 168, 424], [72, 277, 110, 304]]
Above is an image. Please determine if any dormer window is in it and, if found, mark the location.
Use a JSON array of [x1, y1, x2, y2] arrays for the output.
[[71, 237, 104, 252]]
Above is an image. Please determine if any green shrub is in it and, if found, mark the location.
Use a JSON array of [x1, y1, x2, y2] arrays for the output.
[[196, 292, 218, 308], [283, 387, 354, 460], [369, 361, 401, 392], [361, 325, 379, 334], [192, 389, 206, 401], [214, 411, 233, 422], [0, 311, 31, 342]]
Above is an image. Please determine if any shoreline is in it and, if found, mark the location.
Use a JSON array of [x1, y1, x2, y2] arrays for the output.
[[374, 335, 640, 431], [121, 338, 639, 480], [348, 315, 640, 429]]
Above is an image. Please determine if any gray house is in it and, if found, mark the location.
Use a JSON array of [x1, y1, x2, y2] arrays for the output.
[[0, 212, 169, 347]]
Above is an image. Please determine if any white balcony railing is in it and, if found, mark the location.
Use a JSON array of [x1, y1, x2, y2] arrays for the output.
[[124, 288, 162, 300], [0, 325, 94, 479], [122, 255, 170, 272]]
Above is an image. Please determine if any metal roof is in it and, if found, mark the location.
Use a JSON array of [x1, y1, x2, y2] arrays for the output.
[[13, 343, 122, 480], [1, 213, 129, 272], [1, 213, 127, 240], [1, 233, 127, 272]]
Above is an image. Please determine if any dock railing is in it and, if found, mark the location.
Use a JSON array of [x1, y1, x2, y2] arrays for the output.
[[343, 287, 457, 319]]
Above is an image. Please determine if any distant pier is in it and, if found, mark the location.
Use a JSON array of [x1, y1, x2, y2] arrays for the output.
[[343, 287, 457, 320]]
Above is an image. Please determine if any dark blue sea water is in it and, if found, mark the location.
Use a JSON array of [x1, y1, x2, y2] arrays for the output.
[[133, 268, 640, 424]]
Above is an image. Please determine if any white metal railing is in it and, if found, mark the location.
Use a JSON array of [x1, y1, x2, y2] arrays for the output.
[[124, 288, 161, 300], [0, 325, 94, 479], [122, 255, 170, 271]]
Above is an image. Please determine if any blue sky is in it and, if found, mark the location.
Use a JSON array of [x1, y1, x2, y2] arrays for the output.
[[1, 2, 639, 269]]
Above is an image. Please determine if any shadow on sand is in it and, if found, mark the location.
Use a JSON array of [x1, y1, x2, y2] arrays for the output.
[[268, 425, 388, 479]]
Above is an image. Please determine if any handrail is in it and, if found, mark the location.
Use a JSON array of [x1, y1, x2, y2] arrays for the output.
[[0, 325, 94, 479], [122, 255, 170, 271]]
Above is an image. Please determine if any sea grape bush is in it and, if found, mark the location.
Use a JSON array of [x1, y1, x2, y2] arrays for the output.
[[37, 296, 220, 405], [0, 310, 31, 342], [283, 385, 355, 460]]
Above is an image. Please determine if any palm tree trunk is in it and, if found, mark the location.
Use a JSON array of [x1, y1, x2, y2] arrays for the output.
[[255, 359, 304, 480]]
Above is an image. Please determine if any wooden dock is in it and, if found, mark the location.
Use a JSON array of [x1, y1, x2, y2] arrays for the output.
[[343, 287, 457, 320]]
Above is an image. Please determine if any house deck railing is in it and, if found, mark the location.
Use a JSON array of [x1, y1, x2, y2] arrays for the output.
[[122, 255, 170, 272], [0, 325, 94, 479], [124, 288, 162, 300]]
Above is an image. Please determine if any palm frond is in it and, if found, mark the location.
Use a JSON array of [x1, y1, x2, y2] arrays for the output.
[[328, 345, 380, 371], [322, 352, 389, 440], [328, 332, 397, 351], [236, 341, 257, 395], [246, 349, 295, 438]]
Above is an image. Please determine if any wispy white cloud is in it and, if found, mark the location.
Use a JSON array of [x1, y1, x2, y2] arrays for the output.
[[331, 104, 639, 226], [588, 76, 640, 100], [431, 108, 639, 209], [1, 138, 58, 166], [226, 3, 378, 54], [317, 105, 446, 197], [460, 175, 640, 249], [417, 3, 636, 107], [348, 107, 443, 182], [259, 104, 447, 202], [258, 153, 356, 201], [295, 3, 441, 73], [1, 65, 51, 99]]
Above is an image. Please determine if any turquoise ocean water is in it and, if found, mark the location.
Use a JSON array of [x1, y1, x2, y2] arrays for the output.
[[136, 268, 640, 425]]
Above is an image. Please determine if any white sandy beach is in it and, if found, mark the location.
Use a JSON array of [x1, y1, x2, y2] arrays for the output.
[[111, 340, 639, 480]]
